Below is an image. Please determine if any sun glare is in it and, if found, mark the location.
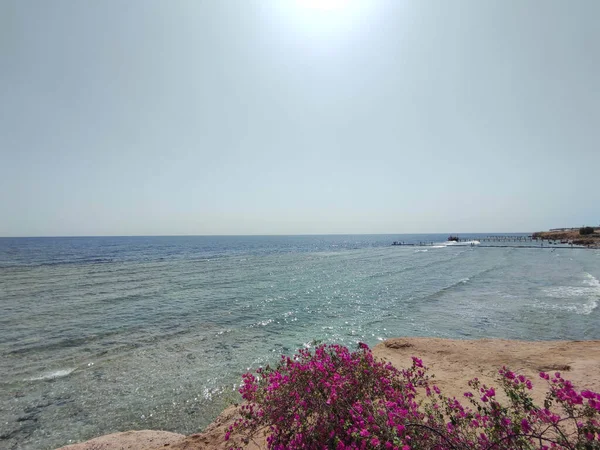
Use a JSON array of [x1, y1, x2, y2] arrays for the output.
[[266, 0, 377, 40], [296, 0, 350, 11]]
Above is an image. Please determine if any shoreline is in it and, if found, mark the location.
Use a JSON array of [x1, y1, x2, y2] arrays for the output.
[[533, 228, 600, 248], [58, 337, 600, 450]]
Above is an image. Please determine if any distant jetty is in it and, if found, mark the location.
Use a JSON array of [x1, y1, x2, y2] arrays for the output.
[[392, 231, 600, 249], [533, 227, 600, 248]]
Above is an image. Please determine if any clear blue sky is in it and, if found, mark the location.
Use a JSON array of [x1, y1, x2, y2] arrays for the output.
[[1, 0, 598, 236]]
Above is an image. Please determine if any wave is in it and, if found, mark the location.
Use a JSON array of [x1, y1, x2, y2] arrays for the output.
[[8, 328, 128, 355], [0, 257, 119, 270], [26, 368, 76, 381], [584, 272, 600, 288], [445, 240, 481, 247], [249, 318, 274, 328], [420, 264, 502, 303], [421, 277, 472, 302], [536, 272, 600, 315], [533, 299, 597, 315], [365, 252, 468, 281]]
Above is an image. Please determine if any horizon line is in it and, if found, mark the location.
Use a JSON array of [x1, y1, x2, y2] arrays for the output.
[[0, 231, 539, 239]]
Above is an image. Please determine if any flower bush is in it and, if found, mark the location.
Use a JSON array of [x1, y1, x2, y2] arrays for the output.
[[226, 343, 600, 449]]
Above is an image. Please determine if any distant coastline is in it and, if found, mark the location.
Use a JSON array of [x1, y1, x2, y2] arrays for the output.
[[533, 227, 600, 248]]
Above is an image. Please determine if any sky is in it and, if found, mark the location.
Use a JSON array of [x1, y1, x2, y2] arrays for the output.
[[1, 0, 598, 236]]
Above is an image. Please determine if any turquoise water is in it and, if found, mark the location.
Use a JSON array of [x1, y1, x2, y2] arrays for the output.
[[1, 235, 599, 449]]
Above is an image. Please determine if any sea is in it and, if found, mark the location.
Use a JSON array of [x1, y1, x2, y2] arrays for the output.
[[1, 234, 599, 449]]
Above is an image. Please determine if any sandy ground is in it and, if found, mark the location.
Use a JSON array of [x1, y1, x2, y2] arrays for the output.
[[57, 338, 600, 450], [56, 430, 187, 450]]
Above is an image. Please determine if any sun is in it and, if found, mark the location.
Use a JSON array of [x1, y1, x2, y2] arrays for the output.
[[266, 0, 373, 40], [296, 0, 350, 11]]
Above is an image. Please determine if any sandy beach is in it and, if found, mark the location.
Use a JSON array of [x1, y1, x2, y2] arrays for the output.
[[57, 337, 600, 450]]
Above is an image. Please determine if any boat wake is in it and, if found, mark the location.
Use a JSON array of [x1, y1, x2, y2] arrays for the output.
[[426, 240, 481, 249], [445, 240, 481, 247]]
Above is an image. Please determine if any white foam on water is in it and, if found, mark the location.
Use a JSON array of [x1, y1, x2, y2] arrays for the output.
[[251, 318, 274, 327], [537, 273, 600, 315], [533, 300, 597, 315], [543, 286, 595, 298], [414, 249, 428, 253], [581, 298, 598, 315], [429, 240, 480, 249], [26, 368, 76, 381], [445, 240, 481, 247], [584, 272, 600, 288]]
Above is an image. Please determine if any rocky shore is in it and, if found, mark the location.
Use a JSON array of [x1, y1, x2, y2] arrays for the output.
[[533, 228, 600, 248], [57, 338, 600, 450]]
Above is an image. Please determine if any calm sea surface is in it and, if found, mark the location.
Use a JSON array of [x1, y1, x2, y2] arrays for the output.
[[1, 235, 599, 449]]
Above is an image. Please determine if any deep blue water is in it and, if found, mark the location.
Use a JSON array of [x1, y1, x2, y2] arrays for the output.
[[1, 234, 599, 449]]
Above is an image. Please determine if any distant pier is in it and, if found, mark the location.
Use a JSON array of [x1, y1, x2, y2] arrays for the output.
[[466, 235, 535, 242]]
